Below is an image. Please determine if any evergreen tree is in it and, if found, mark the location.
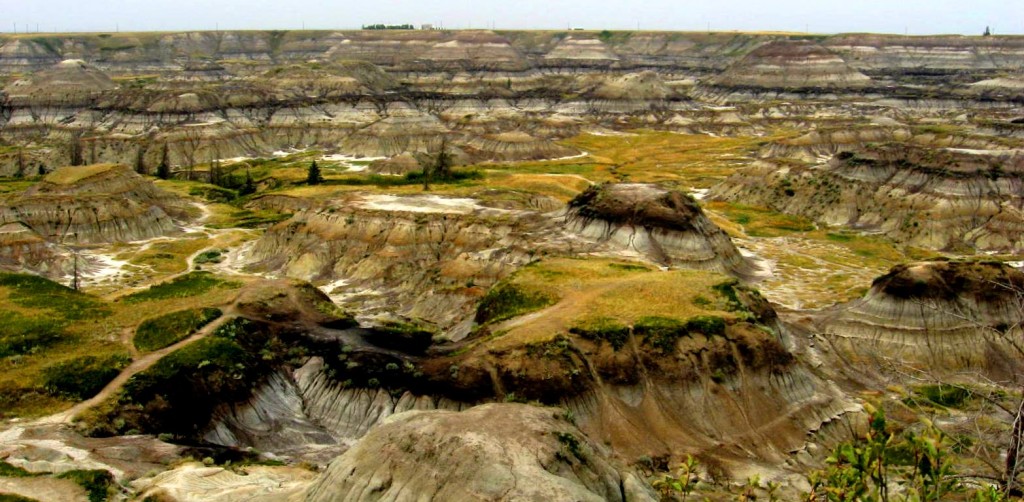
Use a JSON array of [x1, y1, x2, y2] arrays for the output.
[[306, 160, 323, 185], [239, 169, 257, 195]]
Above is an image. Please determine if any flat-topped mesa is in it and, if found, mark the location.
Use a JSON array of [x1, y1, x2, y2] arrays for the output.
[[712, 40, 872, 90], [0, 164, 186, 244], [711, 144, 1024, 252], [821, 260, 1024, 379], [566, 183, 754, 277], [3, 59, 116, 106]]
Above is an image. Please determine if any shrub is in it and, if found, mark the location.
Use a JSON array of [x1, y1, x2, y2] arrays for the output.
[[134, 308, 222, 352], [570, 317, 630, 350], [56, 470, 114, 502], [42, 354, 130, 400], [634, 316, 688, 353], [475, 283, 554, 324]]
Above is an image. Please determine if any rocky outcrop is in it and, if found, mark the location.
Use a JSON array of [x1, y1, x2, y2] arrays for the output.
[[0, 164, 186, 244], [303, 403, 655, 502], [0, 221, 69, 276], [3, 59, 115, 106], [247, 194, 568, 333], [819, 260, 1024, 380], [566, 183, 754, 276], [712, 40, 871, 89], [711, 145, 1024, 252], [461, 130, 580, 162]]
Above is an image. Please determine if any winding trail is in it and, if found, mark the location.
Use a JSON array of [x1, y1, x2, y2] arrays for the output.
[[36, 309, 238, 425]]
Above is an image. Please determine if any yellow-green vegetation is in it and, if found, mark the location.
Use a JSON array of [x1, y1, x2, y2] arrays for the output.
[[480, 258, 745, 349], [42, 163, 119, 185], [0, 273, 123, 417], [121, 272, 241, 304], [134, 307, 222, 352]]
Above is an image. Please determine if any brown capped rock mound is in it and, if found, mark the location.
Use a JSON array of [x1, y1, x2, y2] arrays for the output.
[[3, 59, 115, 106], [0, 164, 187, 244], [567, 183, 754, 276], [303, 403, 655, 502], [820, 260, 1024, 379], [713, 40, 871, 89]]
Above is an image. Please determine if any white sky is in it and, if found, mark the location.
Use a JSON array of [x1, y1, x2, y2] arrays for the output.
[[2, 0, 1021, 35]]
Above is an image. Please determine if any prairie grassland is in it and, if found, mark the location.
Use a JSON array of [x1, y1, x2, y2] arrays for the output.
[[479, 258, 739, 351], [0, 272, 245, 418]]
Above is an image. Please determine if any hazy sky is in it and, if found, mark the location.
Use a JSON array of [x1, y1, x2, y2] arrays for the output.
[[2, 0, 1021, 35]]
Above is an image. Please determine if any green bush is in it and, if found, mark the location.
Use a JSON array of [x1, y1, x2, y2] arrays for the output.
[[684, 315, 726, 336], [134, 307, 222, 352], [634, 316, 688, 353], [570, 317, 630, 350], [42, 354, 130, 400], [912, 384, 973, 409], [122, 272, 237, 304], [193, 250, 223, 265], [56, 470, 114, 502], [475, 283, 554, 324]]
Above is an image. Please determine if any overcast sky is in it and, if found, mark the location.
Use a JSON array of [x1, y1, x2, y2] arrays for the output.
[[2, 0, 1021, 35]]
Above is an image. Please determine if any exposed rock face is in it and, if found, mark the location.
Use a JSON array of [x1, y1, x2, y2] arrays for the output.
[[713, 40, 871, 89], [0, 164, 185, 244], [461, 130, 580, 162], [820, 260, 1024, 379], [824, 35, 1024, 71], [303, 403, 655, 502], [712, 145, 1024, 251], [131, 463, 314, 502], [248, 194, 566, 333], [3, 59, 115, 106], [0, 222, 68, 275], [566, 183, 754, 276]]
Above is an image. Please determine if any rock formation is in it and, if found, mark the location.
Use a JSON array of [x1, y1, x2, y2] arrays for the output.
[[819, 260, 1024, 380], [0, 164, 187, 244], [712, 145, 1024, 252], [566, 183, 754, 276], [303, 403, 655, 502], [713, 40, 871, 89]]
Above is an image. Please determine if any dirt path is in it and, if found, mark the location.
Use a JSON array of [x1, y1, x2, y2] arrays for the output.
[[35, 310, 236, 425]]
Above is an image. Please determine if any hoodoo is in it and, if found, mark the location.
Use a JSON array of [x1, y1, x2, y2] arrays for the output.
[[821, 260, 1024, 378]]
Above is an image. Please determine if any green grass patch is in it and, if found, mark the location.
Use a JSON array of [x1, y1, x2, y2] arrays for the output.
[[0, 311, 65, 358], [121, 272, 239, 304], [193, 250, 224, 265], [908, 384, 974, 409], [475, 283, 555, 324], [56, 470, 114, 502], [569, 317, 630, 350], [0, 494, 40, 502], [42, 354, 130, 400], [0, 461, 33, 478], [134, 307, 222, 352], [0, 273, 108, 320]]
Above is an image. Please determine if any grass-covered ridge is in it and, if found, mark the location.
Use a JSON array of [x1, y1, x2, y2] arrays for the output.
[[134, 307, 222, 352]]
